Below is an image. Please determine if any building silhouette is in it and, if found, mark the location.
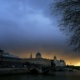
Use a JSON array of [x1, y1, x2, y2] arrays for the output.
[[0, 50, 66, 68]]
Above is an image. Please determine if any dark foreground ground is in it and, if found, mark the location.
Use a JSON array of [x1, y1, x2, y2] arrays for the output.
[[1, 72, 80, 80]]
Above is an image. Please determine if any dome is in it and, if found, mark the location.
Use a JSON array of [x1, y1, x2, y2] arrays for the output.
[[36, 52, 41, 56], [36, 52, 41, 59]]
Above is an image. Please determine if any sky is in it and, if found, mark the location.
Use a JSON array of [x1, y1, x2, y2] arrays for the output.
[[0, 0, 80, 66]]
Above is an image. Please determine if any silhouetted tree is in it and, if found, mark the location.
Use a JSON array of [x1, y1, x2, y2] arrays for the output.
[[51, 0, 80, 51]]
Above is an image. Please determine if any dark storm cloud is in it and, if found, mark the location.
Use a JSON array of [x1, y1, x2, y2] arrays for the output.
[[0, 0, 67, 50]]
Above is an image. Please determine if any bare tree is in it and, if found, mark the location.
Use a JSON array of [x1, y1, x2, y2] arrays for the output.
[[51, 0, 80, 51]]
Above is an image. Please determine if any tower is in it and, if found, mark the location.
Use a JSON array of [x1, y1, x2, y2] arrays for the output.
[[30, 53, 32, 58], [54, 56, 57, 60]]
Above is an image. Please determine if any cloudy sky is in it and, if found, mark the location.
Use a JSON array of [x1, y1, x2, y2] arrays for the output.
[[0, 0, 79, 66]]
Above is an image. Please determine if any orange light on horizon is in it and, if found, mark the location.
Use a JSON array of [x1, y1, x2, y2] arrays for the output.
[[12, 51, 79, 66], [74, 62, 80, 66]]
